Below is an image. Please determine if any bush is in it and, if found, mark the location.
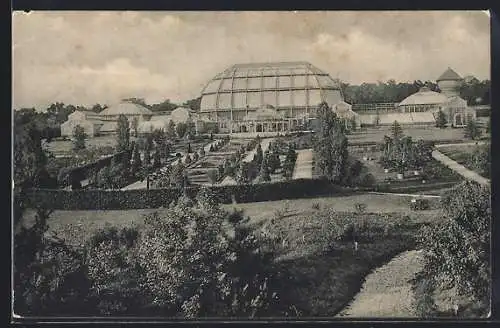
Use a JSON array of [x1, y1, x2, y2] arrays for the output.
[[414, 181, 491, 317], [409, 198, 430, 211]]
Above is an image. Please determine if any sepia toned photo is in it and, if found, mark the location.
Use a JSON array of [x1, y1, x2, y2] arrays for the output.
[[12, 11, 491, 320]]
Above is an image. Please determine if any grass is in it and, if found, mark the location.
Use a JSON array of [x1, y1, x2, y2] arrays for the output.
[[347, 126, 467, 144], [438, 144, 489, 179], [21, 190, 445, 317]]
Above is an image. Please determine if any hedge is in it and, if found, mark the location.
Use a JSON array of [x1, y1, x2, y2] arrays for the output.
[[26, 179, 344, 210], [25, 177, 457, 211]]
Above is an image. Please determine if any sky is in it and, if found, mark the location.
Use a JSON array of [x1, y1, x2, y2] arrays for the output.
[[12, 11, 490, 109]]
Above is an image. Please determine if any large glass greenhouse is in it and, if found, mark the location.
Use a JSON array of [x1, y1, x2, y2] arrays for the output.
[[199, 61, 345, 133]]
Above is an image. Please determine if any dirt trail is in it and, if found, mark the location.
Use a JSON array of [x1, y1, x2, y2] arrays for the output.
[[338, 249, 424, 318]]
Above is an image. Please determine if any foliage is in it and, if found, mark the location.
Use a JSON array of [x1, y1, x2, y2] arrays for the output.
[[131, 117, 139, 137], [176, 122, 188, 139], [258, 156, 272, 182], [416, 182, 490, 315], [390, 120, 404, 140], [435, 110, 448, 129], [207, 169, 219, 185], [467, 143, 490, 178], [131, 144, 142, 176], [184, 154, 192, 165], [282, 146, 298, 179], [464, 119, 482, 140], [166, 120, 176, 140], [354, 202, 367, 214], [72, 125, 87, 151], [313, 102, 348, 183], [409, 198, 431, 211], [116, 115, 131, 152], [153, 149, 162, 169]]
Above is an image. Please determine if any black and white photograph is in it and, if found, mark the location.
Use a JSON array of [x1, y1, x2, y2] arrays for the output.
[[12, 10, 491, 320]]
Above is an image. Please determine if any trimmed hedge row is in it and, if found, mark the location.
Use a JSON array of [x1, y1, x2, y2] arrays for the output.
[[26, 177, 457, 211], [26, 179, 343, 210]]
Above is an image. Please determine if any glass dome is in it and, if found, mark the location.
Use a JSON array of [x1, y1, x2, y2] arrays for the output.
[[200, 62, 343, 116]]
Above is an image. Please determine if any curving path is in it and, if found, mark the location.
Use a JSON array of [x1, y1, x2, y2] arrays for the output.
[[338, 250, 424, 318], [431, 150, 489, 187]]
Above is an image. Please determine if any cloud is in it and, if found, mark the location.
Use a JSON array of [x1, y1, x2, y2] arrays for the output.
[[12, 11, 490, 109]]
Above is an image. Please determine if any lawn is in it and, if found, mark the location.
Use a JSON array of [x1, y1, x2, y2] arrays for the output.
[[348, 126, 467, 144], [44, 135, 123, 155], [438, 144, 489, 179], [21, 191, 444, 317]]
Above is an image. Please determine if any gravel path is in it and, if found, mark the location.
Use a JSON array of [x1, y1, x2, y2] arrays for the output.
[[432, 149, 489, 187], [338, 249, 424, 318], [292, 149, 313, 179]]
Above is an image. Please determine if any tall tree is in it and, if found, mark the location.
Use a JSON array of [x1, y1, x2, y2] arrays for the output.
[[72, 125, 86, 151], [131, 144, 142, 176], [131, 117, 139, 137], [464, 119, 482, 140], [435, 110, 447, 129], [116, 115, 130, 152], [391, 120, 404, 141], [314, 102, 348, 183], [176, 122, 188, 139], [165, 120, 176, 140]]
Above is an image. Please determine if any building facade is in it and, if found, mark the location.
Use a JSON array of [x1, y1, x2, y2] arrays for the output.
[[199, 61, 355, 133]]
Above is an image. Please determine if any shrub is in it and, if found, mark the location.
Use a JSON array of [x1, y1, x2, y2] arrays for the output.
[[354, 202, 367, 214], [409, 198, 430, 211], [415, 181, 490, 317], [312, 202, 321, 210]]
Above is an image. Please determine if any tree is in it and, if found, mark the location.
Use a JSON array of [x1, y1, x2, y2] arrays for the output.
[[417, 182, 490, 315], [143, 144, 151, 166], [131, 145, 142, 176], [253, 144, 263, 166], [153, 149, 161, 169], [171, 162, 188, 188], [72, 125, 86, 151], [391, 120, 404, 141], [184, 154, 192, 165], [313, 102, 349, 183], [116, 115, 130, 152], [435, 110, 447, 129], [464, 119, 482, 140], [207, 169, 219, 185], [131, 117, 139, 137], [258, 157, 271, 182], [176, 122, 188, 139], [187, 143, 192, 154], [166, 120, 176, 140]]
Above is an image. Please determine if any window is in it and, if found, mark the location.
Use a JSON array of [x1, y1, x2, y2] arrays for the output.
[[233, 78, 247, 90], [203, 80, 221, 93], [233, 92, 247, 108], [293, 75, 308, 88], [308, 90, 322, 106], [217, 93, 232, 109], [201, 94, 218, 110], [263, 76, 277, 89], [278, 76, 291, 89], [293, 90, 307, 107], [247, 92, 261, 108], [278, 91, 292, 107], [220, 79, 233, 91], [247, 77, 261, 90], [263, 91, 277, 108]]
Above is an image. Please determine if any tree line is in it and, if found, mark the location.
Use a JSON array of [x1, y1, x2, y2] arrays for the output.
[[341, 78, 490, 105]]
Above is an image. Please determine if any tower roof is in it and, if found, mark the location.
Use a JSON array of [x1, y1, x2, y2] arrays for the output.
[[437, 67, 462, 82]]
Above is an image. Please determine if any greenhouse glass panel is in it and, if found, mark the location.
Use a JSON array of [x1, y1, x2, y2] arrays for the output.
[[201, 94, 218, 110], [308, 90, 323, 106], [293, 75, 308, 89], [247, 92, 261, 108], [263, 91, 277, 108], [263, 76, 277, 89], [203, 80, 221, 93], [217, 93, 232, 109], [278, 91, 292, 107], [233, 92, 247, 108], [293, 90, 307, 107], [278, 76, 291, 89], [220, 79, 233, 91], [247, 77, 262, 90], [233, 78, 247, 90]]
